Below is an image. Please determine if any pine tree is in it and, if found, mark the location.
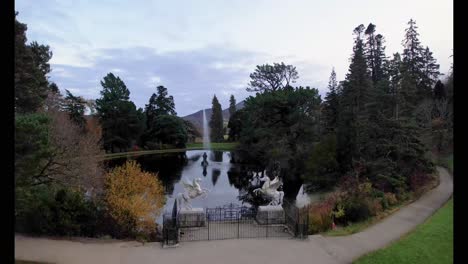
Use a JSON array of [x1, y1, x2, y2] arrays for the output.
[[420, 46, 441, 96], [229, 95, 236, 117], [210, 95, 224, 142], [96, 73, 142, 152], [337, 24, 374, 171], [388, 53, 404, 120], [323, 68, 339, 133], [145, 85, 176, 128], [15, 14, 52, 113], [63, 90, 87, 130], [433, 80, 446, 100]]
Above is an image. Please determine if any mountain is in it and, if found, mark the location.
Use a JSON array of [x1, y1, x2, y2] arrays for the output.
[[182, 101, 245, 133]]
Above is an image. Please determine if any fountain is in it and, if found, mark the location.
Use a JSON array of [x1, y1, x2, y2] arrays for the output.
[[202, 109, 211, 150]]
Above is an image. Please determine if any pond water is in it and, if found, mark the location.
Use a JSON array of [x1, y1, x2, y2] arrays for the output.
[[105, 150, 324, 224]]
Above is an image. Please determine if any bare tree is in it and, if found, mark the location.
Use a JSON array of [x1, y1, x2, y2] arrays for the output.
[[37, 92, 105, 193]]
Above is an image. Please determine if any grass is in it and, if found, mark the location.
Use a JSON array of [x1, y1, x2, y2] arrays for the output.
[[353, 198, 453, 264], [101, 142, 238, 160]]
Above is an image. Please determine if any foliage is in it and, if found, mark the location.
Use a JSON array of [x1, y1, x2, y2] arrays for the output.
[[227, 108, 246, 141], [210, 95, 224, 142], [246, 62, 299, 93], [322, 69, 340, 133], [63, 89, 87, 130], [96, 73, 143, 153], [237, 86, 322, 182], [144, 115, 188, 148], [145, 85, 176, 128], [104, 160, 165, 238], [15, 186, 102, 237], [15, 14, 53, 113], [304, 134, 339, 189], [229, 94, 236, 117], [15, 113, 51, 187], [308, 197, 335, 234]]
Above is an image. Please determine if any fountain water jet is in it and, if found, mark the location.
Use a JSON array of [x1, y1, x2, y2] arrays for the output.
[[202, 109, 211, 150]]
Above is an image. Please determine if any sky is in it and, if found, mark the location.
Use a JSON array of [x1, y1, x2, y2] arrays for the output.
[[15, 0, 453, 116]]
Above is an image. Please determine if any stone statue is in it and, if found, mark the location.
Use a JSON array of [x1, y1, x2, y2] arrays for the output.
[[201, 152, 209, 166], [253, 174, 284, 205], [176, 178, 209, 211]]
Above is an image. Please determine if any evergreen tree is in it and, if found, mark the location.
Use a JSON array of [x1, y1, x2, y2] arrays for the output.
[[15, 14, 52, 113], [209, 95, 224, 142], [145, 85, 176, 128], [337, 24, 374, 171], [63, 90, 87, 130], [388, 53, 404, 120], [229, 95, 236, 117], [420, 46, 441, 96], [402, 19, 424, 77], [96, 73, 142, 152], [323, 68, 339, 133], [433, 80, 446, 100]]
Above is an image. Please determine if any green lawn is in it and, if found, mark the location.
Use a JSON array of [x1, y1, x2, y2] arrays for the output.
[[354, 198, 453, 264]]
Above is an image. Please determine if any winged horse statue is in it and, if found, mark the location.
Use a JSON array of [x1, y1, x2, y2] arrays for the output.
[[252, 174, 284, 205], [175, 178, 209, 211]]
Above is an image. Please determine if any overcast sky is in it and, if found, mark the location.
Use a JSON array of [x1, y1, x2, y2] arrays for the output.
[[16, 0, 453, 116]]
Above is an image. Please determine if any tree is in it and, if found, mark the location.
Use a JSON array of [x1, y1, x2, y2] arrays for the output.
[[322, 68, 339, 133], [433, 80, 446, 100], [183, 120, 201, 143], [336, 24, 374, 171], [237, 86, 322, 198], [229, 95, 236, 117], [227, 108, 246, 141], [15, 113, 52, 187], [145, 85, 176, 128], [420, 46, 441, 96], [15, 92, 105, 191], [150, 115, 188, 148], [246, 62, 299, 93], [364, 23, 387, 84], [104, 160, 165, 237], [210, 95, 224, 142], [401, 19, 439, 101], [15, 14, 52, 113], [96, 73, 143, 153], [63, 90, 87, 130]]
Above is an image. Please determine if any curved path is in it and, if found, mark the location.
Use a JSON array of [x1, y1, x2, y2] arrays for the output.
[[15, 167, 453, 264]]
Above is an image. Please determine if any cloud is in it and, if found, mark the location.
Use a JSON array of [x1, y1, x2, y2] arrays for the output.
[[48, 46, 330, 116]]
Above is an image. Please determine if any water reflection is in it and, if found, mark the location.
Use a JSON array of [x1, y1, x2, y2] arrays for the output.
[[212, 168, 221, 186], [105, 150, 313, 224]]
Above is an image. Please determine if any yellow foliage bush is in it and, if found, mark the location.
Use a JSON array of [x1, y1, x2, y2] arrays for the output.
[[104, 160, 165, 237]]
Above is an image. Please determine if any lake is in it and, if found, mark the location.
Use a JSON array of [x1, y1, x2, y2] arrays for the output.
[[105, 150, 323, 224]]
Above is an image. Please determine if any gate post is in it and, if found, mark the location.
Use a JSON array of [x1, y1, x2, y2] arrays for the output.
[[207, 210, 210, 240], [237, 212, 240, 238]]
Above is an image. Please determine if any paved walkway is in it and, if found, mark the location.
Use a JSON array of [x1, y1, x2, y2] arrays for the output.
[[15, 167, 453, 264]]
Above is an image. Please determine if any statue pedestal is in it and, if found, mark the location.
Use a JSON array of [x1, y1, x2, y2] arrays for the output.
[[177, 208, 206, 227], [256, 205, 285, 225]]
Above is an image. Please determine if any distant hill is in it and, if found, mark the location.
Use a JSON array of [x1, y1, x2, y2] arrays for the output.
[[182, 101, 245, 133]]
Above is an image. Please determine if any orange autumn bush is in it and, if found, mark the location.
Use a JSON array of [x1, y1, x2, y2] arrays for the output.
[[104, 160, 165, 238]]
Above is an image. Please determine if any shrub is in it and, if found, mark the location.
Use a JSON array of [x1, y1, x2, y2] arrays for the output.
[[15, 186, 102, 237], [104, 160, 165, 239], [384, 192, 398, 206]]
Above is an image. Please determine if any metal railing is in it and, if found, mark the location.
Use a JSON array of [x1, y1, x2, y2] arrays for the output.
[[162, 201, 309, 246]]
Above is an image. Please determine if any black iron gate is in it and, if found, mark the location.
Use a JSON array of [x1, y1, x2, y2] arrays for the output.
[[162, 201, 309, 246]]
